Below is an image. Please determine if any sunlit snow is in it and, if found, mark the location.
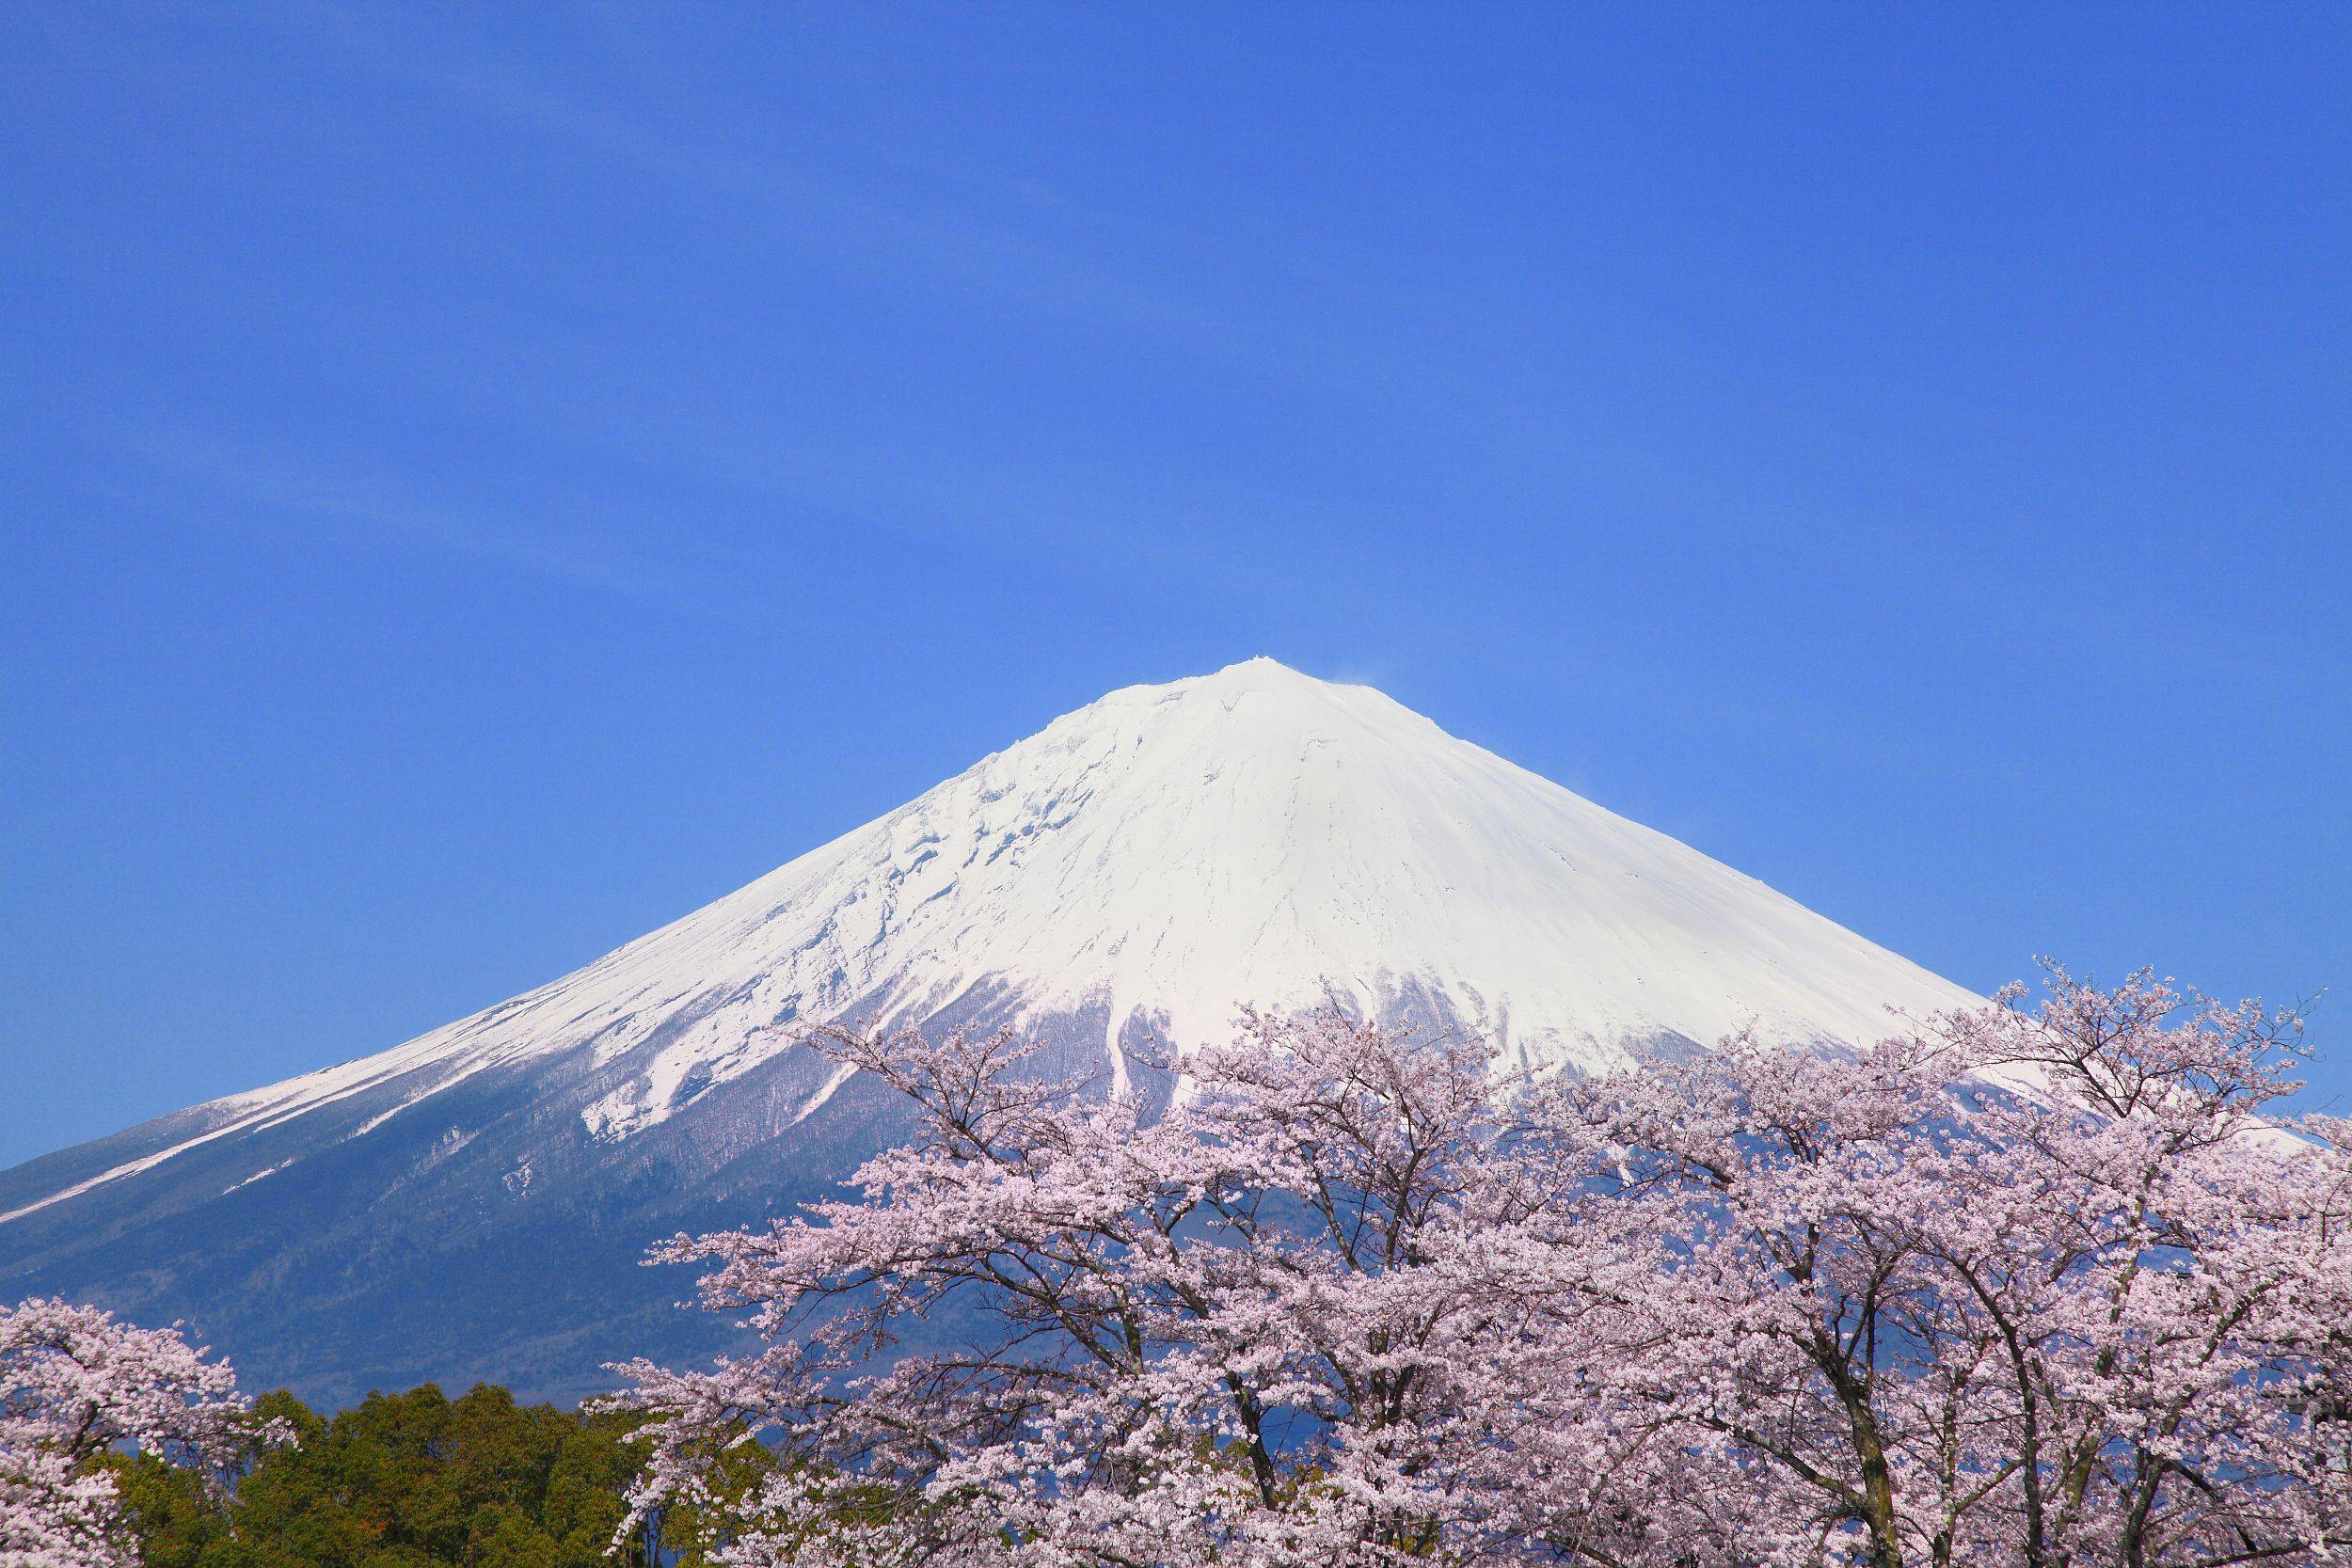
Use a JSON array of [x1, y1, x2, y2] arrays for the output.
[[1, 658, 1980, 1223]]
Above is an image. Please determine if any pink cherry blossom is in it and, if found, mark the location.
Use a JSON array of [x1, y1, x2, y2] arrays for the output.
[[0, 1297, 280, 1568], [610, 968, 2352, 1567]]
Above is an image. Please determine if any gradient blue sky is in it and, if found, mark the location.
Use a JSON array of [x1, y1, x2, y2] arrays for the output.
[[3, 5, 2346, 1166]]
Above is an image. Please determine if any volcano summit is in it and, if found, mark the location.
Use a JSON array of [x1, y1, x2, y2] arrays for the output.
[[0, 660, 1976, 1402]]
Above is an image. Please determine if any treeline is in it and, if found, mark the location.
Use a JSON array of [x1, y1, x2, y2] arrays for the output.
[[111, 1381, 727, 1568]]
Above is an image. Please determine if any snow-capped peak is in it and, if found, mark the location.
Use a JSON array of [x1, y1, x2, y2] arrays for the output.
[[567, 655, 1978, 1136], [3, 659, 1979, 1221]]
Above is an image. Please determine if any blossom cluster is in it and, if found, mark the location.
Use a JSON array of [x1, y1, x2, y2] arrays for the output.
[[0, 1297, 274, 1567], [610, 969, 2352, 1567]]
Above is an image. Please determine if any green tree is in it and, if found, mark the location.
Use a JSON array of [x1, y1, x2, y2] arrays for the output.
[[124, 1384, 651, 1568]]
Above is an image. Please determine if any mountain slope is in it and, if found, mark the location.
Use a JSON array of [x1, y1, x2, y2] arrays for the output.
[[0, 659, 1978, 1402]]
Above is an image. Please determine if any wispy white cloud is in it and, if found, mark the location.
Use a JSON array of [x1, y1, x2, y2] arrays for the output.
[[114, 430, 699, 606], [262, 5, 1342, 374]]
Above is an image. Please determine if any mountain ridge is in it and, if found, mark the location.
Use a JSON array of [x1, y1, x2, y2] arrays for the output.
[[0, 659, 1980, 1402]]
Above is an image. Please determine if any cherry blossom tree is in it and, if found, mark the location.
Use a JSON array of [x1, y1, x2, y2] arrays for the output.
[[1504, 969, 2352, 1568], [608, 1009, 1554, 1567], [0, 1297, 278, 1568], [609, 969, 2352, 1568]]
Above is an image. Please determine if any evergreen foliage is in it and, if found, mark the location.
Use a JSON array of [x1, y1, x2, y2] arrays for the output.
[[111, 1384, 659, 1568]]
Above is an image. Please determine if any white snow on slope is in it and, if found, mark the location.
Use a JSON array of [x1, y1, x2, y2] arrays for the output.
[[2, 658, 1980, 1221]]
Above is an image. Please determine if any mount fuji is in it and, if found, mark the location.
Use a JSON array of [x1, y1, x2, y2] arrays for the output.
[[0, 659, 1978, 1403]]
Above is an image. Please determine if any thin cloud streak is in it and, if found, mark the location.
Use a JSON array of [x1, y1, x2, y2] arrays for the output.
[[114, 430, 701, 608]]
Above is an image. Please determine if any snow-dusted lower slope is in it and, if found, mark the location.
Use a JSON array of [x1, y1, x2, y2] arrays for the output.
[[0, 659, 1979, 1402]]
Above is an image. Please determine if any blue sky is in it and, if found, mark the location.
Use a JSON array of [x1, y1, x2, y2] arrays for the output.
[[2, 5, 2345, 1165]]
